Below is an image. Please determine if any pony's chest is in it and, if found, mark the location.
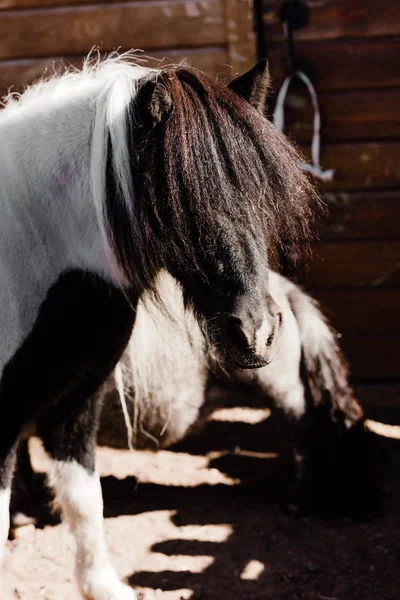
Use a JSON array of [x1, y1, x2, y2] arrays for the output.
[[0, 270, 134, 418]]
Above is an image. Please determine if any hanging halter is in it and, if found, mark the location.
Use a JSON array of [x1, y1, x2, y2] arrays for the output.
[[272, 0, 334, 182], [273, 70, 334, 182]]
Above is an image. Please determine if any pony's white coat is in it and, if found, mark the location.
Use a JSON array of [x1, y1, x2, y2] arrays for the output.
[[0, 54, 155, 373]]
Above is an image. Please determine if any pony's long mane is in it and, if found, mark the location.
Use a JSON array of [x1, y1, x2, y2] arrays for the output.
[[1, 53, 319, 294], [105, 64, 320, 293]]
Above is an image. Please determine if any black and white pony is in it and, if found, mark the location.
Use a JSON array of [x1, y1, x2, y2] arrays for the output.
[[92, 270, 379, 516], [0, 54, 317, 599], [14, 270, 380, 543]]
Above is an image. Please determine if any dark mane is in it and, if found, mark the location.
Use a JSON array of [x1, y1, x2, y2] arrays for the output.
[[105, 66, 320, 294]]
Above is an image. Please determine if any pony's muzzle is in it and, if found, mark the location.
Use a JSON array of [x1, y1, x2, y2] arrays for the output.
[[222, 297, 283, 369]]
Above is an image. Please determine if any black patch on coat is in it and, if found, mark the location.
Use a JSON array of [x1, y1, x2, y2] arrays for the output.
[[0, 270, 134, 485]]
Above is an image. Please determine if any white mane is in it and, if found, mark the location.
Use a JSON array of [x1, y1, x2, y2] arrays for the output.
[[1, 51, 152, 113]]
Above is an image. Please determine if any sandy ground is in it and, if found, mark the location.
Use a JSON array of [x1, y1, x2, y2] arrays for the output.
[[3, 405, 400, 600]]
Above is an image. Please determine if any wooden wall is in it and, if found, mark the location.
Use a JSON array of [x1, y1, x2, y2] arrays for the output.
[[262, 0, 400, 383], [0, 0, 256, 94]]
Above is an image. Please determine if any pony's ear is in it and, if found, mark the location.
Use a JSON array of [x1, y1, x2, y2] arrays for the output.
[[137, 78, 173, 128], [228, 59, 270, 114]]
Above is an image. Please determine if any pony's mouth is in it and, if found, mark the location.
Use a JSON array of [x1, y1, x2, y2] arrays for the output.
[[218, 341, 272, 370], [232, 356, 270, 370], [207, 322, 276, 371]]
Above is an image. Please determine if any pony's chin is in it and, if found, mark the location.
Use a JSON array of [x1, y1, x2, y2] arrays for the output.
[[219, 344, 271, 370], [208, 335, 273, 371]]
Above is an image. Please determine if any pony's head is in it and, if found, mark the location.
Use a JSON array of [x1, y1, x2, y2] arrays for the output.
[[105, 60, 319, 369]]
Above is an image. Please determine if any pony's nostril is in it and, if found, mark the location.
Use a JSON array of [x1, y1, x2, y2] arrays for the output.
[[225, 316, 249, 349], [266, 312, 282, 347]]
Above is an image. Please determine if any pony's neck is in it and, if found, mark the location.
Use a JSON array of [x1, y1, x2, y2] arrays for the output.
[[0, 89, 105, 275], [0, 64, 150, 286]]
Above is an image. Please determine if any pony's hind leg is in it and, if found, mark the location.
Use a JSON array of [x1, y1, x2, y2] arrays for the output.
[[258, 362, 380, 519], [254, 273, 381, 518], [283, 284, 381, 519], [37, 393, 136, 600], [10, 436, 40, 531]]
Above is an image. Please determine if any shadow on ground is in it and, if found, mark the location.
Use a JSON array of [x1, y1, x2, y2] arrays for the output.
[[12, 404, 400, 600]]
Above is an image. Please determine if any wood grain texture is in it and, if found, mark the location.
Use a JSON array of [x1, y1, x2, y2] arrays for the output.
[[0, 1, 226, 60], [277, 88, 400, 143], [307, 240, 400, 288], [359, 384, 400, 409], [0, 48, 231, 94], [313, 289, 400, 335], [0, 0, 119, 7], [266, 39, 400, 92], [302, 143, 400, 191], [223, 0, 256, 72], [341, 335, 400, 380], [321, 192, 400, 240], [262, 0, 400, 42]]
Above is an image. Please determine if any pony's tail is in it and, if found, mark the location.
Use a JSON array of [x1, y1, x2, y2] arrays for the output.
[[286, 283, 383, 519], [287, 286, 363, 427]]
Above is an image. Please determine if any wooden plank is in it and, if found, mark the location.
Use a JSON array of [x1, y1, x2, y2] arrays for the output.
[[313, 289, 400, 335], [321, 192, 400, 240], [149, 46, 231, 75], [341, 335, 400, 380], [262, 0, 400, 42], [359, 385, 400, 410], [277, 88, 400, 143], [307, 240, 400, 288], [223, 0, 256, 72], [301, 143, 400, 191], [266, 39, 400, 92], [0, 1, 226, 60], [0, 48, 231, 94], [0, 0, 113, 7]]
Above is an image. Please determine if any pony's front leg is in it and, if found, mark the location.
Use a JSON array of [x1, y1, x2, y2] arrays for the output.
[[38, 394, 136, 600], [0, 440, 18, 591], [49, 461, 135, 600]]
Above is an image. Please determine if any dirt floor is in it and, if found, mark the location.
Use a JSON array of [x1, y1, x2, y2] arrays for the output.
[[3, 404, 400, 600]]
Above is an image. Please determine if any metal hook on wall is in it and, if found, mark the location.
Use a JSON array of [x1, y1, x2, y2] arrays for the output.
[[273, 0, 334, 182], [279, 0, 315, 84]]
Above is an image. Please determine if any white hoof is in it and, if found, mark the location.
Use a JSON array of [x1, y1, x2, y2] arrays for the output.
[[80, 568, 137, 600]]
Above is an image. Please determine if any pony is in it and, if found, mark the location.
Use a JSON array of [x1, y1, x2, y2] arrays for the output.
[[81, 269, 381, 516], [13, 270, 380, 541], [0, 53, 317, 599]]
